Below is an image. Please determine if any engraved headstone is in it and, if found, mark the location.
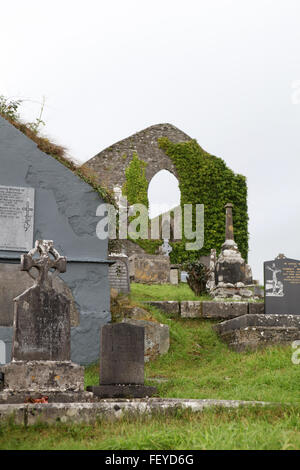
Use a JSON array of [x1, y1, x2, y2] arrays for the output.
[[0, 185, 34, 252], [12, 240, 70, 361], [87, 323, 157, 398], [264, 255, 300, 315], [0, 240, 86, 400]]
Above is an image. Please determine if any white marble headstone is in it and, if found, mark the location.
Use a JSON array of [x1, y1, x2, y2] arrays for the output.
[[0, 185, 35, 252]]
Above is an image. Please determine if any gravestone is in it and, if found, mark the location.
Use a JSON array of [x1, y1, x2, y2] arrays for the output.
[[87, 323, 157, 398], [12, 240, 70, 361], [108, 253, 130, 294], [264, 254, 300, 315], [0, 240, 88, 402], [170, 267, 179, 285], [0, 341, 5, 365]]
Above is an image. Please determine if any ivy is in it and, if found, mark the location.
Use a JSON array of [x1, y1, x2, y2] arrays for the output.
[[158, 138, 249, 263], [122, 152, 149, 207]]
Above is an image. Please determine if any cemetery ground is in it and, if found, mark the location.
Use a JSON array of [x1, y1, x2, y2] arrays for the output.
[[1, 283, 300, 450]]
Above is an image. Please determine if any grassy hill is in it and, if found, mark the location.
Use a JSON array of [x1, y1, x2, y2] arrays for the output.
[[2, 284, 300, 450]]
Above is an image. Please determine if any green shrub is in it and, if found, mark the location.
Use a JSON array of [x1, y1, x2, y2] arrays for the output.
[[183, 260, 209, 295]]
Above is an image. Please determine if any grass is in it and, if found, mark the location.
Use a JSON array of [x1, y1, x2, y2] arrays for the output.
[[85, 306, 300, 404], [1, 287, 299, 450], [129, 282, 263, 302], [1, 406, 300, 450], [130, 282, 211, 302]]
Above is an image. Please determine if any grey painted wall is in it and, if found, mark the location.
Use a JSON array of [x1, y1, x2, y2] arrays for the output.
[[0, 116, 111, 364]]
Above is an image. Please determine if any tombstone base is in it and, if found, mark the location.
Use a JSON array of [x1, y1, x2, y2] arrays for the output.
[[87, 384, 157, 398], [0, 361, 84, 393], [0, 390, 94, 404], [211, 283, 254, 300]]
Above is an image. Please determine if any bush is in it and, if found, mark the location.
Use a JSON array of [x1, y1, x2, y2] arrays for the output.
[[183, 260, 209, 296]]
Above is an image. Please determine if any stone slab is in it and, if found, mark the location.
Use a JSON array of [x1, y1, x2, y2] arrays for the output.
[[100, 323, 145, 385], [143, 301, 180, 316], [0, 361, 84, 392], [181, 301, 202, 318], [87, 385, 157, 398], [202, 301, 248, 319], [248, 302, 265, 315], [0, 398, 276, 425], [0, 185, 34, 252], [214, 314, 300, 351], [0, 390, 94, 404]]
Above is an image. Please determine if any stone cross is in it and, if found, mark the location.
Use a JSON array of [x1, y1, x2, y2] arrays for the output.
[[12, 240, 70, 361], [21, 239, 66, 287], [225, 203, 234, 241], [161, 238, 172, 257]]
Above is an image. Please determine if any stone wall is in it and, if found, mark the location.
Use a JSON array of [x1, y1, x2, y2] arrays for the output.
[[143, 300, 265, 320], [85, 123, 191, 191], [0, 116, 110, 365], [130, 254, 170, 284]]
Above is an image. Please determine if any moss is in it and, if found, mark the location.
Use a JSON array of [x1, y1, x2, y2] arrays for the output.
[[0, 112, 114, 205]]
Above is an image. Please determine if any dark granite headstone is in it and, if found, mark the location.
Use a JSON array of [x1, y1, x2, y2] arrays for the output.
[[100, 323, 144, 385], [264, 256, 300, 315], [87, 322, 157, 398]]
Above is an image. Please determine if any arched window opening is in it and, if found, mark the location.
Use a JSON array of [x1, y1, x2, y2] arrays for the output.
[[148, 170, 180, 220]]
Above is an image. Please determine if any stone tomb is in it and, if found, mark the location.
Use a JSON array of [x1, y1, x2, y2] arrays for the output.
[[0, 240, 90, 403], [264, 255, 300, 315], [214, 314, 300, 352], [87, 323, 157, 398]]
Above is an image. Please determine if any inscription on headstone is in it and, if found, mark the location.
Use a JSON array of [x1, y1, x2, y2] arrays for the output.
[[264, 256, 300, 315], [0, 185, 34, 252]]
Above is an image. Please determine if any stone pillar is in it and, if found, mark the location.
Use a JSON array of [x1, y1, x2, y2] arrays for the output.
[[225, 203, 234, 241], [213, 203, 253, 299]]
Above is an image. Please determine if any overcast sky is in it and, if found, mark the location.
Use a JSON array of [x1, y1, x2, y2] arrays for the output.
[[1, 0, 300, 282]]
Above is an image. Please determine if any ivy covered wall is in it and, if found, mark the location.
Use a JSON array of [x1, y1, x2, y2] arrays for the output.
[[158, 138, 249, 263]]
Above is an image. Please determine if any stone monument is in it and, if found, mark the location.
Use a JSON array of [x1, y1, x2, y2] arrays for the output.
[[87, 322, 157, 398], [0, 240, 89, 403], [211, 203, 253, 299], [264, 254, 300, 315]]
